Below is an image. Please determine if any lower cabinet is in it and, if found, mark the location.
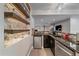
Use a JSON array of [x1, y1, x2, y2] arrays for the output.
[[55, 41, 74, 56], [76, 52, 79, 56], [44, 35, 55, 55], [50, 38, 55, 55], [43, 35, 75, 56], [44, 35, 51, 48]]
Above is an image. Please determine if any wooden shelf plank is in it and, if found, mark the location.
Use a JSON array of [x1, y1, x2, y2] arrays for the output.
[[4, 29, 30, 33], [4, 11, 30, 24], [4, 29, 30, 31], [13, 3, 30, 18]]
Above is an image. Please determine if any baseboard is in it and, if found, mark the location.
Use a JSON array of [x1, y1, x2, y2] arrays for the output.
[[27, 46, 33, 56]]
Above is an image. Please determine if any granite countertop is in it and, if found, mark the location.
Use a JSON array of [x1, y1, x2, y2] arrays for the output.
[[33, 31, 49, 36], [49, 34, 79, 53]]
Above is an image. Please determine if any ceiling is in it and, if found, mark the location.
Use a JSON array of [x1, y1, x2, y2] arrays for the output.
[[30, 3, 59, 10], [30, 3, 79, 15], [30, 3, 79, 26]]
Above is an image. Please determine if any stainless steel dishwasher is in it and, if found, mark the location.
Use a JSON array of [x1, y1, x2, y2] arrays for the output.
[[33, 35, 42, 49]]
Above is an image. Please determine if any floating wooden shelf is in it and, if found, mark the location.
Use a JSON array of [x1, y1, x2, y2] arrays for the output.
[[5, 29, 30, 31], [4, 11, 30, 24], [4, 29, 30, 33], [13, 3, 30, 18]]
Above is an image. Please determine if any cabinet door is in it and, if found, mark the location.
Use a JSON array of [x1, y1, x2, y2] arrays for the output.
[[76, 52, 79, 56], [50, 39, 55, 55], [55, 41, 74, 56], [44, 35, 50, 48]]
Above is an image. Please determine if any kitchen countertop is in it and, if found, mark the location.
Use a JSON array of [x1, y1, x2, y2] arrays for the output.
[[33, 31, 49, 36], [49, 34, 79, 54]]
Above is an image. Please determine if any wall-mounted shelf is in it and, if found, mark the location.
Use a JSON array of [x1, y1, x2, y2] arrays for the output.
[[4, 29, 30, 31], [4, 3, 31, 48], [4, 11, 30, 24], [4, 25, 30, 31], [13, 3, 30, 18]]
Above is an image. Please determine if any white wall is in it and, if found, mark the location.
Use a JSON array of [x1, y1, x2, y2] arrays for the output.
[[70, 16, 79, 34], [54, 19, 70, 33], [1, 36, 33, 56], [32, 15, 53, 31], [32, 15, 70, 32], [32, 15, 54, 27], [0, 3, 4, 55]]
